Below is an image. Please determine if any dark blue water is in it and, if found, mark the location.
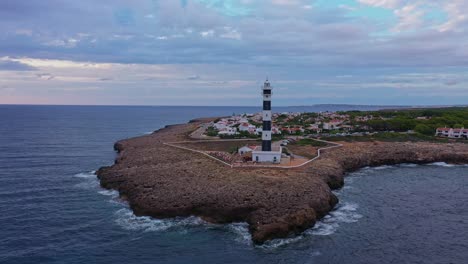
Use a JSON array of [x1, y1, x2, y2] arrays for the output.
[[0, 105, 467, 264]]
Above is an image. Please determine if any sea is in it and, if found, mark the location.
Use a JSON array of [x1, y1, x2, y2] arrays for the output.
[[0, 105, 467, 264]]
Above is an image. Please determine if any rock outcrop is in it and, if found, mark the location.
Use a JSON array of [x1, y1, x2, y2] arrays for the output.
[[97, 119, 468, 244]]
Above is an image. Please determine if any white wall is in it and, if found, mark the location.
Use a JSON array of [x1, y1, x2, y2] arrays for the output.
[[252, 151, 282, 163]]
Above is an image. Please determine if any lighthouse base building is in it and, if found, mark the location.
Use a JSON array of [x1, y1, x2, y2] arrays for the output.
[[252, 79, 282, 164], [252, 146, 282, 164]]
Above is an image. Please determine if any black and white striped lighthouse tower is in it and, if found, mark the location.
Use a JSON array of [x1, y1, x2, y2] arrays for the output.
[[261, 79, 272, 151]]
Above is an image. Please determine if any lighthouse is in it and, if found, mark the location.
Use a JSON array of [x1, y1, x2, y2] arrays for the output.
[[252, 79, 282, 164], [262, 79, 272, 151]]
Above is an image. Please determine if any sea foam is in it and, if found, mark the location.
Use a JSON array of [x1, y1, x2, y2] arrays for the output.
[[73, 171, 96, 178], [428, 162, 455, 167], [98, 189, 119, 197], [307, 202, 362, 236], [371, 165, 395, 170], [399, 163, 418, 168], [114, 208, 205, 232]]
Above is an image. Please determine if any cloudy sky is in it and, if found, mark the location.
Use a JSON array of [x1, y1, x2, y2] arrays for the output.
[[1, 0, 467, 106]]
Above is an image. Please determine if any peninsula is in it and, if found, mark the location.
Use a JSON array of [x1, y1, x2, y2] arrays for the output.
[[97, 116, 468, 244]]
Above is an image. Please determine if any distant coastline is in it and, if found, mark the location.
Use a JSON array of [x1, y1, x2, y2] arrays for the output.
[[1, 103, 467, 109]]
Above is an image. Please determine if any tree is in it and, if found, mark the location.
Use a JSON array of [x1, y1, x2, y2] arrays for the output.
[[414, 124, 434, 135]]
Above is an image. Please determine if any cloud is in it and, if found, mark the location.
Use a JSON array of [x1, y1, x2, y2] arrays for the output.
[[357, 0, 403, 9], [393, 4, 425, 32], [187, 75, 201, 80], [0, 59, 37, 71], [0, 0, 467, 106], [36, 73, 54, 80], [444, 80, 458, 86]]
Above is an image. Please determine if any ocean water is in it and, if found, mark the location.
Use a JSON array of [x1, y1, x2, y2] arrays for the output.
[[0, 105, 467, 264]]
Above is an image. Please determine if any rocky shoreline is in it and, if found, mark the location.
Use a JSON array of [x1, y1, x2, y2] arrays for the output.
[[97, 119, 468, 244]]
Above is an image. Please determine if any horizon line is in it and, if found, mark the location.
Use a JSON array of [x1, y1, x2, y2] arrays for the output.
[[1, 103, 467, 108]]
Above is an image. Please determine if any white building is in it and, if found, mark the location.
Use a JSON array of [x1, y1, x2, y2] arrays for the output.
[[252, 146, 282, 164], [238, 122, 251, 132], [218, 127, 238, 136], [238, 146, 255, 155], [436, 127, 468, 139], [323, 119, 342, 130]]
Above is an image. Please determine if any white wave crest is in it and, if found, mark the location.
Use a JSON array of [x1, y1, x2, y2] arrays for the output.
[[306, 202, 362, 236], [74, 171, 96, 178], [428, 162, 455, 167], [226, 222, 252, 244], [399, 163, 418, 168], [372, 165, 395, 170], [226, 201, 363, 248], [259, 236, 305, 249], [73, 171, 99, 189], [98, 189, 119, 197], [114, 208, 205, 232]]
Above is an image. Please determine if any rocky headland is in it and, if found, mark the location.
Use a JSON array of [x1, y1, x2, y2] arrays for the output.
[[97, 118, 468, 244]]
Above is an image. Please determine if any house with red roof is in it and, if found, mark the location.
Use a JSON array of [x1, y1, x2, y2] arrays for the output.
[[436, 127, 468, 139]]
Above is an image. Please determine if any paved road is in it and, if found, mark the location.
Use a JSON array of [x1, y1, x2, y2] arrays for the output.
[[190, 122, 217, 139]]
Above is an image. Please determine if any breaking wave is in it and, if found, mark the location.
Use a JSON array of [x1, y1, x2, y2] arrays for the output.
[[73, 171, 99, 189], [74, 167, 365, 248], [73, 171, 96, 178], [98, 189, 119, 197], [224, 201, 363, 249], [260, 236, 305, 249], [399, 163, 418, 168], [428, 162, 455, 167], [306, 202, 362, 236], [114, 208, 205, 232], [371, 165, 395, 170], [226, 222, 251, 244]]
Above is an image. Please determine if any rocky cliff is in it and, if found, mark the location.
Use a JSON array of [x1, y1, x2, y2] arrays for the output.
[[97, 119, 468, 244]]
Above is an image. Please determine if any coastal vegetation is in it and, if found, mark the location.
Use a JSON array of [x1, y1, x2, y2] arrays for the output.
[[206, 107, 467, 143], [341, 107, 468, 134], [321, 132, 443, 143]]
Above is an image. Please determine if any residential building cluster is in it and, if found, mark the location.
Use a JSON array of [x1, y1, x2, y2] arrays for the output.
[[435, 127, 468, 139], [207, 111, 362, 137], [206, 111, 467, 140], [209, 114, 281, 137]]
